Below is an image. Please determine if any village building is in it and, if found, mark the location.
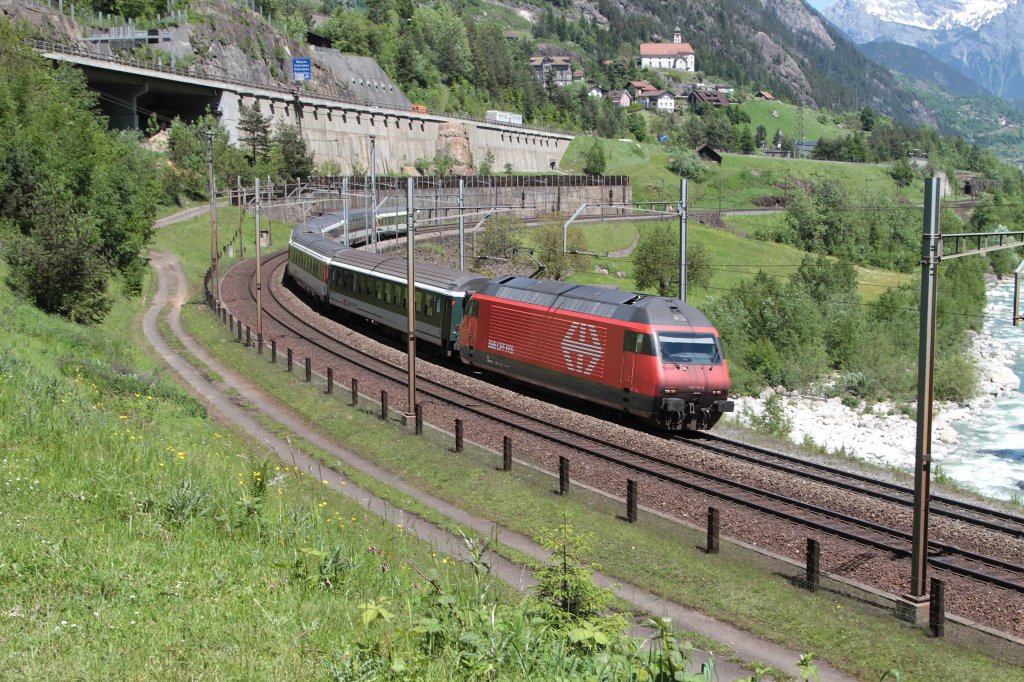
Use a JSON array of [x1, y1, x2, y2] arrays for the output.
[[639, 27, 695, 72], [688, 90, 730, 108], [637, 89, 676, 112], [607, 89, 632, 107], [529, 55, 574, 87]]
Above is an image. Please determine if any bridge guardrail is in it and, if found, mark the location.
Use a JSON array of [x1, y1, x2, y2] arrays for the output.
[[29, 39, 575, 138]]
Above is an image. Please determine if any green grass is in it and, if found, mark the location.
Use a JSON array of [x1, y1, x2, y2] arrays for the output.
[[739, 99, 847, 144], [176, 293, 1024, 682], [519, 217, 912, 303], [0, 265, 511, 678], [561, 136, 927, 210]]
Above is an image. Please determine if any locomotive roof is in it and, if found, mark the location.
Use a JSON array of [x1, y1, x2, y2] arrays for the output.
[[480, 276, 714, 328], [333, 248, 489, 294]]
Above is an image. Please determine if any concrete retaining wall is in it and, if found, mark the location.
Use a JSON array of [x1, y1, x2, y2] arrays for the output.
[[228, 92, 573, 175]]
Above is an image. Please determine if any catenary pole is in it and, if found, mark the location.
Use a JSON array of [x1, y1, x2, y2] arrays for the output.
[[406, 177, 416, 414], [206, 131, 218, 288], [459, 177, 466, 271], [342, 176, 350, 247], [254, 177, 263, 345], [910, 176, 942, 599], [370, 135, 378, 252], [679, 178, 688, 302]]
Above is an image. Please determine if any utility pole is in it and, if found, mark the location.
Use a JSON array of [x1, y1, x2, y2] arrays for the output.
[[679, 178, 688, 302], [405, 177, 416, 415], [254, 177, 263, 346], [206, 131, 218, 289]]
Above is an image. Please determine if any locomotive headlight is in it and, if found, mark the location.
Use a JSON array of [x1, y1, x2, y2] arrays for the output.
[[662, 388, 678, 395]]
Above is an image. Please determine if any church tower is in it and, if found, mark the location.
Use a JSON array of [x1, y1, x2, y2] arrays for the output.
[[673, 26, 682, 44]]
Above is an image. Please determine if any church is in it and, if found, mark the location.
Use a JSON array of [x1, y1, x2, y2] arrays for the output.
[[639, 27, 695, 72]]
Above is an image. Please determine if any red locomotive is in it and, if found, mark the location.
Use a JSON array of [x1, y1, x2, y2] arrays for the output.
[[459, 276, 733, 430]]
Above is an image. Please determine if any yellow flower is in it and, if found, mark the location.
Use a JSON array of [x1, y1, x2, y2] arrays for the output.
[[322, 479, 329, 485]]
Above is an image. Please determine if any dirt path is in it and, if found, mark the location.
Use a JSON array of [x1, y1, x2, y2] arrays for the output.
[[141, 245, 855, 682]]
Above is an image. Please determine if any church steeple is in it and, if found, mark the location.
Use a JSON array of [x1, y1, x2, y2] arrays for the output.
[[673, 26, 682, 43]]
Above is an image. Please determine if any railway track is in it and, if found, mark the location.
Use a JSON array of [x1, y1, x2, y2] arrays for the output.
[[233, 251, 1024, 597]]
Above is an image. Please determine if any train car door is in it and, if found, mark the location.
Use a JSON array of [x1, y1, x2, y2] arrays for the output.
[[620, 330, 638, 387], [460, 296, 479, 359]]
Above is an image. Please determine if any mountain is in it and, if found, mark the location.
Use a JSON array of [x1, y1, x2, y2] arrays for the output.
[[857, 39, 994, 98], [824, 0, 1024, 105]]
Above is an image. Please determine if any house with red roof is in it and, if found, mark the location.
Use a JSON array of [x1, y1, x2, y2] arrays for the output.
[[639, 28, 695, 72]]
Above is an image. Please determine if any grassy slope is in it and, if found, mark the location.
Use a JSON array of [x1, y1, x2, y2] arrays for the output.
[[0, 261, 507, 678], [740, 99, 847, 144]]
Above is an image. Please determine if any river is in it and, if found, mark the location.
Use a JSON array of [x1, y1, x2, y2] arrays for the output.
[[941, 279, 1024, 500]]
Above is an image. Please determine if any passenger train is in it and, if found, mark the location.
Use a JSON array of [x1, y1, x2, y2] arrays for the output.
[[286, 228, 734, 430]]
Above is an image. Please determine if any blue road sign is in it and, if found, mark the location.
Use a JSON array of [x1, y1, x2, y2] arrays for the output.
[[292, 57, 312, 81]]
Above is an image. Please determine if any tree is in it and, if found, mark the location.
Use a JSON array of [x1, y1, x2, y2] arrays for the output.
[[530, 516, 615, 620], [273, 124, 314, 179], [740, 125, 755, 154], [238, 101, 271, 165], [476, 214, 523, 263], [632, 223, 712, 297], [666, 140, 712, 182], [0, 23, 158, 322], [860, 106, 877, 132], [581, 137, 606, 175], [626, 111, 647, 142], [532, 217, 588, 280], [888, 156, 915, 194]]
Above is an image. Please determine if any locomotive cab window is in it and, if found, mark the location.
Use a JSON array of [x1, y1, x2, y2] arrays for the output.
[[656, 333, 721, 364], [623, 331, 655, 355]]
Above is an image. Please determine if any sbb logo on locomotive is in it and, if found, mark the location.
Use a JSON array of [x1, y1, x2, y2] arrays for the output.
[[561, 322, 604, 376]]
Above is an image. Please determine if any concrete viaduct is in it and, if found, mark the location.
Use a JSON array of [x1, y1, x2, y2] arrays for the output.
[[34, 41, 574, 175]]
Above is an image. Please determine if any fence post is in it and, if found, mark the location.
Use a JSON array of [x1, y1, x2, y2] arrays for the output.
[[237, 323, 243, 343], [930, 578, 945, 638], [257, 333, 263, 354], [558, 456, 569, 494], [454, 419, 464, 452], [380, 390, 389, 420], [286, 348, 293, 372], [326, 367, 333, 394], [806, 538, 820, 592], [271, 339, 277, 363], [626, 479, 638, 523], [707, 507, 720, 554], [502, 436, 512, 471], [304, 357, 311, 382], [245, 326, 251, 347], [414, 403, 423, 435]]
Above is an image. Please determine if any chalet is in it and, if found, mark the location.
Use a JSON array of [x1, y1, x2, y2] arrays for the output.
[[637, 90, 676, 112], [688, 90, 729, 108], [607, 89, 632, 107], [587, 84, 605, 98], [573, 69, 586, 84], [639, 27, 695, 72], [696, 143, 722, 164], [754, 90, 775, 100], [530, 55, 573, 87]]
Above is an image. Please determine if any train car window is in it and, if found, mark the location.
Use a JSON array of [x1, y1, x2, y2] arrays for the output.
[[466, 299, 479, 317], [656, 333, 721, 364], [623, 331, 655, 355], [435, 297, 443, 314]]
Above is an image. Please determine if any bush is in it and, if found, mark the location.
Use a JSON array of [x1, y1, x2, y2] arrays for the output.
[[581, 137, 606, 176]]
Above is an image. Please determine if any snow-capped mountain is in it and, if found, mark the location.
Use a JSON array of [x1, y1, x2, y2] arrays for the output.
[[825, 0, 1024, 103]]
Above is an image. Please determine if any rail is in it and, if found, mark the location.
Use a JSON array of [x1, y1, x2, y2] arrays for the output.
[[28, 39, 576, 137]]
